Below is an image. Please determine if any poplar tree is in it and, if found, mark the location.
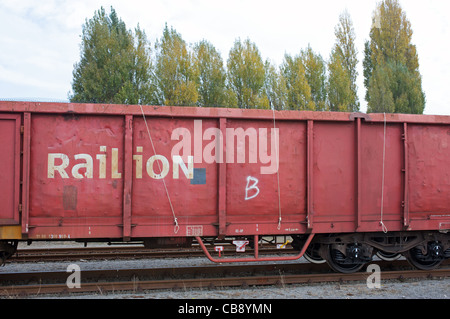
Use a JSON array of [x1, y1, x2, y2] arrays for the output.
[[154, 24, 198, 106], [301, 46, 327, 111], [327, 49, 354, 112], [280, 54, 314, 111], [364, 0, 425, 114], [332, 10, 359, 111], [263, 60, 287, 110], [325, 10, 359, 112], [226, 38, 269, 109], [70, 7, 154, 104], [192, 40, 226, 107]]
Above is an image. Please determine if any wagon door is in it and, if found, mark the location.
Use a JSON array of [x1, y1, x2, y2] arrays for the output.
[[0, 114, 21, 225]]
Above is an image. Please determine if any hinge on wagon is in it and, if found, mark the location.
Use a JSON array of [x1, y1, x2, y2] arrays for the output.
[[18, 204, 22, 213], [20, 126, 24, 134]]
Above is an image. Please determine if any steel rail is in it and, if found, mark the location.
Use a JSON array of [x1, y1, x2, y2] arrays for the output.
[[10, 246, 295, 262], [1, 260, 449, 297], [1, 268, 449, 297]]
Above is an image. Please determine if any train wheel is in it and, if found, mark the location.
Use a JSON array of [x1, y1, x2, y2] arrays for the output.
[[376, 251, 402, 261], [304, 243, 326, 264], [404, 243, 444, 271], [325, 245, 365, 274]]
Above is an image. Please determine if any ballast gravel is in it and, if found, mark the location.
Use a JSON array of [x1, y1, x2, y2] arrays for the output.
[[2, 242, 449, 299]]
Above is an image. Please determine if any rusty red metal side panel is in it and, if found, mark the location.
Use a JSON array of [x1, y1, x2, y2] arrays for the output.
[[358, 122, 404, 232], [408, 124, 450, 230], [312, 122, 356, 232], [0, 114, 21, 225], [28, 114, 124, 239], [224, 119, 307, 235], [130, 117, 219, 238]]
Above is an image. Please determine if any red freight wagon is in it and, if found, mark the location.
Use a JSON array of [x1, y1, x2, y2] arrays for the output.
[[0, 101, 449, 272]]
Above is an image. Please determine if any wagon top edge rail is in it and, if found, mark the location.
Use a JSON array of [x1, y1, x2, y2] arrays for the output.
[[0, 100, 449, 124]]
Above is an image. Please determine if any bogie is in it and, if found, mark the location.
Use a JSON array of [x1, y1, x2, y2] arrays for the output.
[[302, 231, 450, 273], [404, 241, 446, 270]]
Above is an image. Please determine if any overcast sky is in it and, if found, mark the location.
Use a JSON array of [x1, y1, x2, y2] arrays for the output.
[[0, 0, 449, 115]]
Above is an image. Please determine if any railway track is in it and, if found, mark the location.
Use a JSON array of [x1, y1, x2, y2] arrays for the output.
[[1, 259, 449, 297], [9, 245, 292, 262]]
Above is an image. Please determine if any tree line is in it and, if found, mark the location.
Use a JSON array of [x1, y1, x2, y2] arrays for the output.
[[70, 0, 425, 114]]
